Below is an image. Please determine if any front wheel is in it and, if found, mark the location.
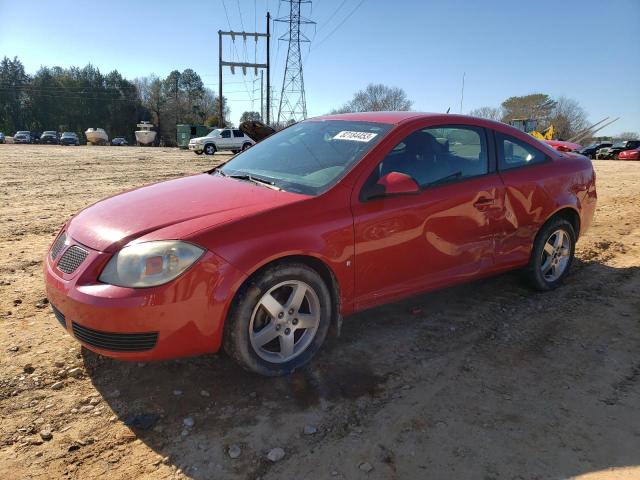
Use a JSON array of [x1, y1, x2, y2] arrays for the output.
[[204, 144, 216, 155], [526, 218, 576, 291], [224, 263, 332, 376]]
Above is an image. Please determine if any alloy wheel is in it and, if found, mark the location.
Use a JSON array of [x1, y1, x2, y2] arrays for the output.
[[540, 229, 571, 282], [249, 280, 321, 363]]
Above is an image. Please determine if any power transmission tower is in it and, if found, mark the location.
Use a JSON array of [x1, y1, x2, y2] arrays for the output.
[[276, 0, 314, 125]]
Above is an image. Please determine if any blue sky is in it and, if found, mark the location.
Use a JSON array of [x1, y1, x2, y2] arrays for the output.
[[1, 0, 639, 135]]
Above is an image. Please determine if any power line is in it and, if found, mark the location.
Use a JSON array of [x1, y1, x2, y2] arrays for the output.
[[311, 0, 365, 52]]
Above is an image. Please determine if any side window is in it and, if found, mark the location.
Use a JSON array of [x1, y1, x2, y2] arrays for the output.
[[232, 129, 244, 138], [221, 130, 231, 138], [497, 133, 547, 170], [377, 125, 488, 187]]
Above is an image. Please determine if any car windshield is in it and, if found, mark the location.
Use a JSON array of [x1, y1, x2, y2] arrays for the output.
[[62, 132, 75, 137], [218, 120, 392, 195], [17, 131, 29, 135], [612, 142, 626, 148], [43, 131, 56, 135], [207, 129, 221, 137]]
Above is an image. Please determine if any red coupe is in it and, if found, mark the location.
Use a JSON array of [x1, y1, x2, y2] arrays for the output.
[[44, 112, 597, 376]]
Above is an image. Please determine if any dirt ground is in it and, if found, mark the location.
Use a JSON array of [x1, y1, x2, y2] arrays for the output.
[[0, 144, 639, 480]]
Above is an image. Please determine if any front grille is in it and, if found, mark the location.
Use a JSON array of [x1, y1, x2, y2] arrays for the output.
[[71, 322, 158, 352], [57, 245, 88, 274], [50, 232, 67, 259], [51, 304, 66, 328]]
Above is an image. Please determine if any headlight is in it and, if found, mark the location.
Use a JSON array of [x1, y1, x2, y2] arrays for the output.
[[99, 241, 205, 288]]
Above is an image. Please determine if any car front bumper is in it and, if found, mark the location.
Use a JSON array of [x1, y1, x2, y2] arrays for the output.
[[44, 235, 244, 361], [188, 143, 203, 152]]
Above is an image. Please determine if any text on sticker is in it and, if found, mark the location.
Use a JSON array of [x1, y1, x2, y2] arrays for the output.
[[333, 131, 378, 142]]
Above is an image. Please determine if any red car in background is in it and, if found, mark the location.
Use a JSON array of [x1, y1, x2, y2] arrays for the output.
[[44, 112, 597, 376], [544, 139, 583, 153], [618, 148, 640, 160]]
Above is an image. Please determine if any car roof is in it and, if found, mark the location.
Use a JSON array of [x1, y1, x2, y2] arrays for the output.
[[311, 111, 512, 129], [312, 111, 434, 124]]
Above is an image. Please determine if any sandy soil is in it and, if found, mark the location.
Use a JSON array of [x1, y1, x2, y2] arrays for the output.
[[1, 144, 639, 480]]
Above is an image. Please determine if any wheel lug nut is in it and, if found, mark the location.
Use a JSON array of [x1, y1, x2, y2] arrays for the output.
[[288, 308, 294, 315], [278, 312, 284, 319], [275, 324, 281, 331], [292, 318, 298, 325], [284, 328, 291, 335]]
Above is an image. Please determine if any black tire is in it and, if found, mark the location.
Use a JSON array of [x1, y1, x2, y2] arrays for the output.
[[204, 143, 216, 155], [223, 263, 333, 376], [194, 150, 203, 155], [241, 142, 252, 151], [526, 217, 576, 291]]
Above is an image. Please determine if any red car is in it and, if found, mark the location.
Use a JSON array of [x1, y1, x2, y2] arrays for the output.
[[544, 139, 583, 153], [618, 148, 640, 160], [44, 112, 597, 376]]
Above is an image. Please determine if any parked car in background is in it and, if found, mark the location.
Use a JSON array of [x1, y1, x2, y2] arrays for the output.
[[618, 148, 640, 161], [13, 131, 32, 144], [0, 132, 5, 144], [30, 132, 42, 144], [188, 128, 255, 155], [607, 140, 640, 159], [543, 139, 582, 152], [578, 142, 612, 159], [59, 132, 80, 146], [40, 131, 60, 144], [111, 137, 128, 146], [595, 146, 613, 159], [45, 112, 597, 376]]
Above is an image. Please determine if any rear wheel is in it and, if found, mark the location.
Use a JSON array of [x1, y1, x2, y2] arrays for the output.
[[204, 143, 216, 155], [241, 142, 252, 151], [526, 218, 575, 291], [224, 263, 332, 376], [194, 150, 203, 155]]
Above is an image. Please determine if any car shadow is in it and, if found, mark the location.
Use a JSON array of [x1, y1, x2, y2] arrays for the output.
[[84, 259, 640, 479]]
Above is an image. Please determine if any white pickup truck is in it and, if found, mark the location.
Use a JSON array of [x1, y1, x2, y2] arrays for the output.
[[188, 128, 255, 155]]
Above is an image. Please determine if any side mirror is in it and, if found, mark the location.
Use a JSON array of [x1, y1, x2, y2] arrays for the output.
[[362, 172, 420, 201]]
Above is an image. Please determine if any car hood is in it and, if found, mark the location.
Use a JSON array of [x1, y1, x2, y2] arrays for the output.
[[190, 136, 215, 143], [67, 173, 307, 252]]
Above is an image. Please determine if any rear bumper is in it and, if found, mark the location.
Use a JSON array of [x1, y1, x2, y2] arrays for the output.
[[44, 237, 245, 361]]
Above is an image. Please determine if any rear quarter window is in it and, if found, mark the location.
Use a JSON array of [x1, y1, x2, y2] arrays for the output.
[[497, 133, 548, 170]]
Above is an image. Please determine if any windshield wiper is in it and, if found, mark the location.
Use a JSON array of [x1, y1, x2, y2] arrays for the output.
[[426, 171, 463, 187], [228, 173, 281, 191]]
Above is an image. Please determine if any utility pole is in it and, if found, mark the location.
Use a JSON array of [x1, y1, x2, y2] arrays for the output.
[[260, 70, 264, 121], [218, 12, 271, 128], [218, 30, 223, 127], [266, 11, 271, 125], [459, 72, 465, 114], [276, 0, 314, 125]]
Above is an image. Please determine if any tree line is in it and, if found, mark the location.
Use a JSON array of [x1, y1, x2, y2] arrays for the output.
[[0, 56, 230, 145]]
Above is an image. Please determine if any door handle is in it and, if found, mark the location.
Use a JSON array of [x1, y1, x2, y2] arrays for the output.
[[473, 197, 495, 210]]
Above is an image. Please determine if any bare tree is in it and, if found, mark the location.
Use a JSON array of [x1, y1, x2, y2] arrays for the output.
[[331, 84, 412, 114], [468, 106, 503, 122], [549, 96, 589, 140], [614, 131, 639, 140]]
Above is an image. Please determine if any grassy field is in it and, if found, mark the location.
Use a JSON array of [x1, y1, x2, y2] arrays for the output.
[[1, 144, 639, 480]]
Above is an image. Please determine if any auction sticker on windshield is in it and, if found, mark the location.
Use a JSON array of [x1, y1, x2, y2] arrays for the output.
[[333, 131, 378, 142]]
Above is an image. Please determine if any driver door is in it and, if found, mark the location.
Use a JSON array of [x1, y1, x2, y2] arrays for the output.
[[351, 125, 504, 310], [217, 129, 233, 149]]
